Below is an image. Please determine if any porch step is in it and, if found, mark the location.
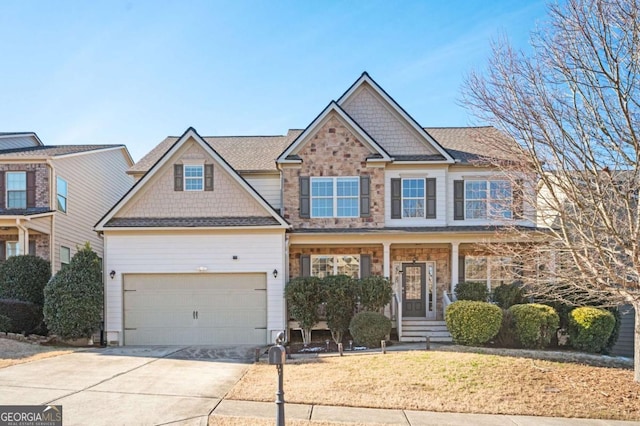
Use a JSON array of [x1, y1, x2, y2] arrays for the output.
[[400, 319, 452, 343]]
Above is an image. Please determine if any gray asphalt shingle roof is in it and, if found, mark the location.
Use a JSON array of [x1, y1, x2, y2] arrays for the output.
[[0, 145, 125, 158]]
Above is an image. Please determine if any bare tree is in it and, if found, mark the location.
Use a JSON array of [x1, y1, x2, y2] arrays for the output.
[[462, 0, 640, 380]]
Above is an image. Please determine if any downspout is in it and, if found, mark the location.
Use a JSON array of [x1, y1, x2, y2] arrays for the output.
[[46, 160, 56, 275], [284, 233, 290, 341]]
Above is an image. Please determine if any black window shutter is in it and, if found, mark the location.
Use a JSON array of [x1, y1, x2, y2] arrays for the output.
[[454, 180, 464, 220], [204, 164, 214, 191], [458, 255, 465, 283], [300, 254, 311, 277], [26, 171, 36, 208], [299, 176, 310, 218], [391, 178, 401, 219], [513, 179, 524, 219], [360, 254, 372, 278], [360, 176, 370, 217], [0, 242, 5, 261], [425, 178, 436, 219], [0, 171, 5, 209], [29, 240, 36, 256], [174, 164, 183, 191]]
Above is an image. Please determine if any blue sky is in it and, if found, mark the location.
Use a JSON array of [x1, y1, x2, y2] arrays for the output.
[[0, 1, 547, 161]]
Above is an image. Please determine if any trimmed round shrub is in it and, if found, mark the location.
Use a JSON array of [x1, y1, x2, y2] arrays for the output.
[[44, 243, 103, 339], [491, 282, 526, 309], [322, 275, 357, 344], [356, 276, 393, 312], [0, 299, 43, 335], [0, 255, 51, 306], [285, 276, 324, 345], [568, 307, 615, 353], [454, 281, 489, 301], [509, 304, 559, 349], [349, 311, 391, 348], [445, 301, 502, 346], [0, 314, 12, 333]]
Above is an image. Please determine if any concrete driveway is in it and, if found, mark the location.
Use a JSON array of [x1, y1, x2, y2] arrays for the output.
[[0, 345, 257, 426]]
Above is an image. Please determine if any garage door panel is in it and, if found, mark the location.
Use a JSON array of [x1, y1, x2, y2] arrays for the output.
[[123, 273, 267, 345]]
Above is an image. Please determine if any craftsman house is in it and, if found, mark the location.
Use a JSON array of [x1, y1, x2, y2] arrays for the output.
[[97, 73, 538, 346]]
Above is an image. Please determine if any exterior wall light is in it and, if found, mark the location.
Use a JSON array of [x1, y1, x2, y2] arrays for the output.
[[197, 266, 208, 272], [109, 270, 116, 279], [273, 269, 278, 278]]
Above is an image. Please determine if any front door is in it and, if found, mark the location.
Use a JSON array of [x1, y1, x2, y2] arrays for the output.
[[402, 262, 436, 318], [402, 263, 426, 317]]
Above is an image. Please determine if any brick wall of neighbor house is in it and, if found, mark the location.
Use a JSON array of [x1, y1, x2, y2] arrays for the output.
[[0, 164, 49, 208], [282, 115, 385, 229], [289, 246, 384, 278], [392, 247, 451, 320], [119, 139, 267, 218]]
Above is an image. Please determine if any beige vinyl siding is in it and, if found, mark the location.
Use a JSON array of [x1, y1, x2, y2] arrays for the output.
[[52, 148, 133, 271], [103, 230, 286, 346], [244, 173, 281, 209], [0, 136, 40, 150]]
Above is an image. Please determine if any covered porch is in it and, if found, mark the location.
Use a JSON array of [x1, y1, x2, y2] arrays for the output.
[[0, 213, 53, 262], [287, 230, 510, 342]]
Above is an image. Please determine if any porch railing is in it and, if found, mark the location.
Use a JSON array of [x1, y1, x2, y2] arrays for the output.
[[443, 291, 454, 313], [394, 291, 402, 339]]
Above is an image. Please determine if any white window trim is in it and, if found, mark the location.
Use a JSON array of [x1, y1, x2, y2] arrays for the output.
[[183, 164, 204, 192], [6, 171, 26, 210], [310, 177, 360, 218], [310, 254, 361, 277], [465, 255, 512, 291], [401, 178, 425, 218], [6, 241, 19, 258], [57, 176, 68, 213], [464, 179, 512, 220]]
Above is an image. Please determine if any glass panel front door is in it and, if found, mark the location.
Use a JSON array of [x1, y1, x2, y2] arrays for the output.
[[402, 262, 436, 319]]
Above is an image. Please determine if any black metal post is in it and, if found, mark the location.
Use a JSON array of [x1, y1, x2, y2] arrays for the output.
[[276, 364, 285, 426]]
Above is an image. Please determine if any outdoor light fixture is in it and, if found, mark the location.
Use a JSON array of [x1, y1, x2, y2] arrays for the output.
[[197, 266, 208, 272], [273, 269, 278, 278], [109, 270, 116, 279]]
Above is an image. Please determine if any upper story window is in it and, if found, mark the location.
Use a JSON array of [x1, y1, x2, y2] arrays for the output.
[[465, 180, 512, 219], [311, 255, 360, 278], [311, 177, 359, 218], [391, 178, 436, 219], [57, 177, 68, 213], [6, 172, 26, 209], [402, 179, 425, 217], [184, 165, 204, 191]]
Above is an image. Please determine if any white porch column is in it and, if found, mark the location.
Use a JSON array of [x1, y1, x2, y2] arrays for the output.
[[383, 242, 391, 279], [17, 227, 28, 256], [451, 242, 459, 294]]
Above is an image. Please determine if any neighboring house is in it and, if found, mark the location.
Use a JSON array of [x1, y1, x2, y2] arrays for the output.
[[97, 72, 538, 346], [0, 132, 133, 273]]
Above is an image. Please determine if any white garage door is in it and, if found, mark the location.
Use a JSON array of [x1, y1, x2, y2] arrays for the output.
[[123, 273, 267, 345]]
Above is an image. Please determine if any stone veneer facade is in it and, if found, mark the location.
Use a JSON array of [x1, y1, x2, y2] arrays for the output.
[[282, 114, 385, 229]]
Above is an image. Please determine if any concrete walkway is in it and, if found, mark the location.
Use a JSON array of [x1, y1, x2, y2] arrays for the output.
[[210, 399, 639, 425]]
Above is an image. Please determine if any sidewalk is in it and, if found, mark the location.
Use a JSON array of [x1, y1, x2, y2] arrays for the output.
[[210, 399, 639, 425]]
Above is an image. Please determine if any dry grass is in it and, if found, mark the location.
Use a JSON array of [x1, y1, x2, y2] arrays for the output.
[[0, 337, 74, 368], [227, 351, 640, 420]]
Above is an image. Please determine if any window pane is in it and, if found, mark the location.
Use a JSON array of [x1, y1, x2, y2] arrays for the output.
[[465, 200, 486, 219], [336, 255, 360, 278], [402, 179, 424, 198], [336, 178, 358, 196], [60, 246, 71, 264], [465, 181, 487, 200], [311, 256, 334, 278], [57, 177, 67, 196], [6, 242, 19, 258], [311, 198, 333, 217], [337, 198, 358, 217], [184, 166, 203, 191], [465, 256, 488, 282], [403, 199, 424, 217], [57, 194, 67, 213], [184, 166, 203, 177], [7, 173, 26, 191], [311, 179, 333, 196]]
